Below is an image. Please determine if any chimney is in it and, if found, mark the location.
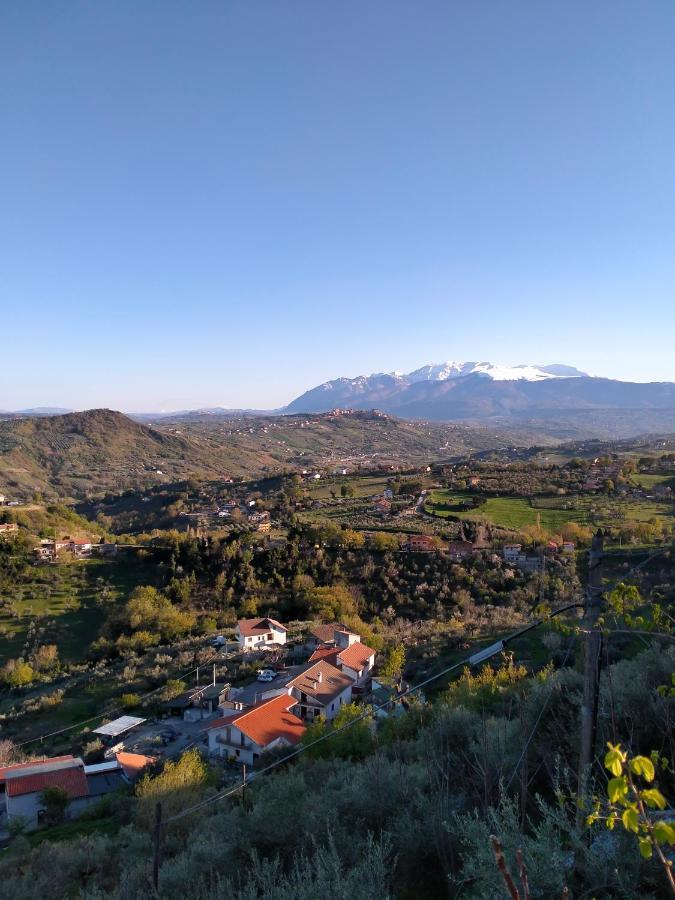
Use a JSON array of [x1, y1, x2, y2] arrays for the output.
[[316, 670, 322, 683]]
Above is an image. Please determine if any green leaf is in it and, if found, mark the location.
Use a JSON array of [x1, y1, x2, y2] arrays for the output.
[[638, 838, 653, 859], [629, 756, 655, 782], [653, 822, 675, 845], [622, 807, 639, 833], [604, 746, 625, 777], [606, 814, 617, 831], [607, 776, 628, 803], [640, 788, 667, 810]]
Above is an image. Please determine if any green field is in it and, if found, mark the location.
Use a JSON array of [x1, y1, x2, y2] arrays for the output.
[[306, 475, 393, 500], [425, 490, 585, 532], [0, 557, 157, 664], [631, 473, 675, 489], [426, 489, 673, 534]]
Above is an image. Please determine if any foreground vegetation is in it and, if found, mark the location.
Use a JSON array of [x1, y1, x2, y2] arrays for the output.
[[0, 639, 672, 899]]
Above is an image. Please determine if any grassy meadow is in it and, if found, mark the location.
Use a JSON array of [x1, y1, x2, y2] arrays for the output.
[[0, 557, 157, 664]]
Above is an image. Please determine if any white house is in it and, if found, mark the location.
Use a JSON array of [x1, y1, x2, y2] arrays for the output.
[[309, 631, 376, 686], [334, 641, 376, 685], [206, 694, 306, 765], [283, 660, 354, 722], [235, 617, 287, 651], [503, 544, 522, 562]]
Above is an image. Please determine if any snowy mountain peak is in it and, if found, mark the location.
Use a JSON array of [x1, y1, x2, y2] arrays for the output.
[[406, 361, 587, 383]]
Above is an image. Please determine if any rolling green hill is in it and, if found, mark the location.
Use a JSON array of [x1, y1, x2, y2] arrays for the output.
[[0, 408, 547, 501], [0, 409, 235, 500]]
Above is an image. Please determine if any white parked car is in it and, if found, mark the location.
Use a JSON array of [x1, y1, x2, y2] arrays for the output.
[[256, 669, 277, 682]]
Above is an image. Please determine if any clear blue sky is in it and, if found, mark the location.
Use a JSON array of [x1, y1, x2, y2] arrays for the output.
[[2, 1, 674, 411]]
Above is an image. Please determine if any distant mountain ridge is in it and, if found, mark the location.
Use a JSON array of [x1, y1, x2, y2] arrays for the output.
[[284, 361, 675, 437], [0, 407, 536, 500]]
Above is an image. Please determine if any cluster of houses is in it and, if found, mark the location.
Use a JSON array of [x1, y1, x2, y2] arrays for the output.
[[502, 540, 575, 571], [582, 462, 623, 491], [206, 619, 377, 766], [0, 618, 391, 834], [33, 536, 95, 561], [406, 534, 478, 558], [0, 750, 155, 833], [369, 488, 395, 518], [216, 501, 272, 533]]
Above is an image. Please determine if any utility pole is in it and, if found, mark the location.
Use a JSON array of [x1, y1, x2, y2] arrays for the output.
[[152, 801, 162, 893], [577, 529, 604, 826]]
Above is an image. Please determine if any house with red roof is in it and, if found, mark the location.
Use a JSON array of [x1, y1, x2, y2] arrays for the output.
[[235, 617, 287, 651], [308, 627, 376, 685], [282, 660, 354, 723], [335, 641, 376, 684], [1, 757, 91, 831], [0, 751, 154, 832], [408, 534, 436, 552], [206, 694, 306, 765]]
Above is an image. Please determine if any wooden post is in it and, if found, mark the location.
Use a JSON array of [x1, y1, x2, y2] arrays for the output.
[[153, 801, 162, 892], [577, 530, 604, 826]]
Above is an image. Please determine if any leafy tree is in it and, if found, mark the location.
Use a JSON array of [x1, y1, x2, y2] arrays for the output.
[[379, 644, 405, 682], [118, 585, 195, 642], [135, 747, 214, 826], [39, 786, 69, 826], [301, 703, 373, 760], [341, 529, 365, 549], [31, 644, 59, 673], [3, 659, 35, 687], [161, 679, 188, 701], [308, 585, 357, 620]]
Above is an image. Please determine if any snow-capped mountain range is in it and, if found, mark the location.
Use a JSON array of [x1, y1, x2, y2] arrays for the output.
[[285, 361, 675, 431], [388, 361, 588, 383]]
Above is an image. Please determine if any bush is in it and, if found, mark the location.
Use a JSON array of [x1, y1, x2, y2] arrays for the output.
[[119, 693, 141, 710]]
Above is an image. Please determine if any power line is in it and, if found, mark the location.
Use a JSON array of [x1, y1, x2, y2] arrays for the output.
[[15, 544, 669, 754], [164, 601, 585, 825], [504, 636, 576, 792], [17, 644, 236, 749], [164, 545, 674, 826]]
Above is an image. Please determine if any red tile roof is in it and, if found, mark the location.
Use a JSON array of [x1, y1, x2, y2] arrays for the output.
[[237, 617, 287, 637], [308, 645, 340, 664], [0, 755, 74, 785], [6, 763, 89, 799], [207, 694, 305, 748], [115, 752, 156, 780], [337, 642, 376, 672], [287, 660, 353, 705]]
